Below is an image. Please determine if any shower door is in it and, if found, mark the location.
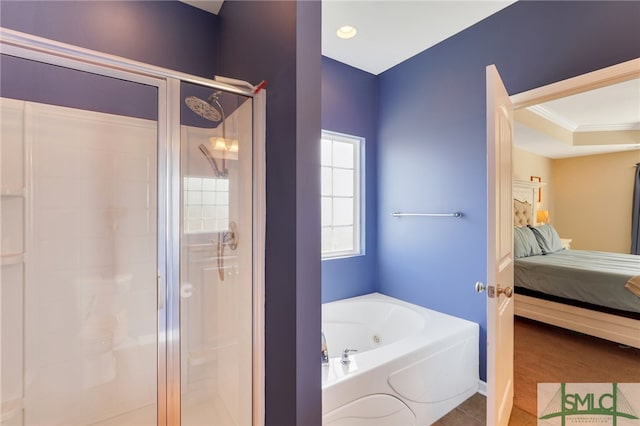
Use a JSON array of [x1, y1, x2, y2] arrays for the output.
[[0, 54, 161, 425], [178, 82, 254, 425], [0, 28, 264, 426]]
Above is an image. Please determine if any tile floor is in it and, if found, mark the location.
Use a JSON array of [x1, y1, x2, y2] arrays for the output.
[[433, 393, 537, 426]]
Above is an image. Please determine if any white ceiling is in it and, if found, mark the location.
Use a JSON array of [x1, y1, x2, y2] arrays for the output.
[[179, 0, 639, 159], [322, 0, 515, 75], [180, 0, 515, 75], [515, 78, 640, 158]]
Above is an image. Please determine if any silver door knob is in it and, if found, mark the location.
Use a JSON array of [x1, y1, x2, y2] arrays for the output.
[[475, 281, 486, 293]]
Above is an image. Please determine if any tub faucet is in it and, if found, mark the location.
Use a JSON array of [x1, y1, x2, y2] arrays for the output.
[[321, 332, 329, 366], [341, 348, 358, 365]]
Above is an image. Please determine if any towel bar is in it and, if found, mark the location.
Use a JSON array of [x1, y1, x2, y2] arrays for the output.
[[391, 212, 462, 218]]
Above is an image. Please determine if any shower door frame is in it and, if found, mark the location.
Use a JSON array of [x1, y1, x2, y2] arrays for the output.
[[0, 27, 265, 426]]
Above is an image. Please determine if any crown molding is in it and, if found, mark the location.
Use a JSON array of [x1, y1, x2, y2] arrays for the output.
[[575, 122, 640, 132], [528, 105, 578, 131], [528, 105, 639, 133]]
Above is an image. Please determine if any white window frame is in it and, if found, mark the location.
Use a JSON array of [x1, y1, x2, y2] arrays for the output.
[[321, 130, 363, 259]]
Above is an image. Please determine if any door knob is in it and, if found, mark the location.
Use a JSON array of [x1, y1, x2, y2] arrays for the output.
[[497, 286, 513, 298], [475, 282, 512, 298]]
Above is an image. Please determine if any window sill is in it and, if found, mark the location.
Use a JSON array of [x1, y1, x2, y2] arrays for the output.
[[322, 252, 365, 261]]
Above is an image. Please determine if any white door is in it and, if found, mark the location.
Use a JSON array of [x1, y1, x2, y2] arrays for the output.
[[486, 64, 515, 426]]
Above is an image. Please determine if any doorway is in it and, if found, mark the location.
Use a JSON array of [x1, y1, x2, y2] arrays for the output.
[[508, 57, 640, 419]]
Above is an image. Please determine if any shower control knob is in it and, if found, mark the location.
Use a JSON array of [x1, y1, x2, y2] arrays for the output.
[[474, 281, 486, 293]]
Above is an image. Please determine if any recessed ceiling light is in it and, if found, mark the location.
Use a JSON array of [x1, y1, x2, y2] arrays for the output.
[[337, 25, 357, 39]]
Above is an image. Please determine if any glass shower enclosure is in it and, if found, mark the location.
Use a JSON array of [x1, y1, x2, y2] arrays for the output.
[[0, 28, 264, 425]]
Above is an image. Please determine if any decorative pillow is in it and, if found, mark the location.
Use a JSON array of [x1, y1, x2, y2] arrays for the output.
[[514, 226, 543, 258], [529, 223, 564, 254]]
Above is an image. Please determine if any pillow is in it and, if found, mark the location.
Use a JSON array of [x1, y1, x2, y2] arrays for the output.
[[529, 223, 564, 254], [513, 226, 543, 258]]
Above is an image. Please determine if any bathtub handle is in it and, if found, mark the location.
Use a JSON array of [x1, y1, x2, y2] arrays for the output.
[[341, 348, 358, 365]]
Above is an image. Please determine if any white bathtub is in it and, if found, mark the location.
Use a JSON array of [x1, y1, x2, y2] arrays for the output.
[[322, 293, 479, 425]]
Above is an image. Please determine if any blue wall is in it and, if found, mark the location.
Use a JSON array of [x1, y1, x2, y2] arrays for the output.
[[218, 2, 322, 424], [376, 0, 640, 381], [0, 1, 218, 78], [0, 54, 159, 120], [321, 57, 378, 303]]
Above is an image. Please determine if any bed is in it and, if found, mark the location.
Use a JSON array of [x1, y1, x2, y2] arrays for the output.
[[512, 180, 640, 348]]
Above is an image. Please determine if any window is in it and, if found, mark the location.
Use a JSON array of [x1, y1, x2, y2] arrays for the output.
[[184, 176, 229, 233], [321, 131, 363, 259]]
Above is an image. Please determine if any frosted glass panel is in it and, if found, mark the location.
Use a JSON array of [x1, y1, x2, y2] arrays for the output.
[[332, 141, 354, 168], [333, 169, 354, 197], [187, 177, 203, 190], [203, 191, 216, 205], [333, 198, 353, 226], [321, 197, 332, 226], [332, 227, 354, 252], [321, 166, 333, 196], [189, 206, 202, 219], [321, 138, 332, 166], [321, 228, 332, 252]]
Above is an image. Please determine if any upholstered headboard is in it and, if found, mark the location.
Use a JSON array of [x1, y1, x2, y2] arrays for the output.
[[513, 179, 541, 227], [514, 198, 532, 226]]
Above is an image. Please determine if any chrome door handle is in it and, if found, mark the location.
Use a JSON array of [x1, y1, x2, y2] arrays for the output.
[[475, 281, 486, 293]]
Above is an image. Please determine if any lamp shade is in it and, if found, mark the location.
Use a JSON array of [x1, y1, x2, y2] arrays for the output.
[[537, 210, 549, 224]]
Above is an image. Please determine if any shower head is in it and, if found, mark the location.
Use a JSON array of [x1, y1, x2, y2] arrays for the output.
[[185, 92, 223, 122]]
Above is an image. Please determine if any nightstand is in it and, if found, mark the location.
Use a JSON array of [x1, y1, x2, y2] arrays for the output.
[[560, 238, 572, 249]]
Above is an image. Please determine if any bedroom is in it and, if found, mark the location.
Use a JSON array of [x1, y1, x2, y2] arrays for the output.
[[509, 74, 640, 418], [513, 78, 639, 255], [512, 75, 640, 331]]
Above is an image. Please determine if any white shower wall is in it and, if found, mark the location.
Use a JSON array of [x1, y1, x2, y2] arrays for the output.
[[1, 95, 254, 426], [1, 98, 26, 426], [1, 97, 158, 425]]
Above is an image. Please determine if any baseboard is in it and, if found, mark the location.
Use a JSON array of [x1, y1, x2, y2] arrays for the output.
[[477, 380, 487, 396]]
